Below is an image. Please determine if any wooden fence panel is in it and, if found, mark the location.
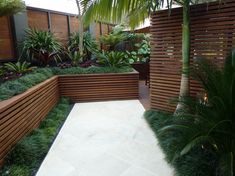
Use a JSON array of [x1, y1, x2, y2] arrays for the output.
[[0, 16, 15, 62], [50, 13, 69, 45], [27, 10, 49, 30], [150, 0, 235, 112]]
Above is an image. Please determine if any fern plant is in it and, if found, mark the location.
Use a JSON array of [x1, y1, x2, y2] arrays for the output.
[[97, 51, 129, 68], [4, 61, 35, 74], [21, 29, 62, 66], [159, 50, 235, 176]]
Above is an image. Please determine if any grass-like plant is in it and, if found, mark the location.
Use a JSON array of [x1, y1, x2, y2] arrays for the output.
[[97, 51, 129, 68], [158, 50, 235, 175], [20, 29, 62, 66], [0, 98, 71, 176], [4, 61, 35, 74]]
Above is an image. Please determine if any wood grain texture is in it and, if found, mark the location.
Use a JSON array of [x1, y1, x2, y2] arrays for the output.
[[58, 72, 139, 102], [0, 16, 15, 61], [27, 10, 49, 30], [0, 76, 59, 164], [150, 0, 235, 112], [51, 13, 69, 45]]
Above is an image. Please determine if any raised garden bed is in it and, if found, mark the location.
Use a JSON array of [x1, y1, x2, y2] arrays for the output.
[[0, 70, 139, 165]]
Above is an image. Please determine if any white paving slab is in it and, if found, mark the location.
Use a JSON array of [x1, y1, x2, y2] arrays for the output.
[[36, 100, 174, 176]]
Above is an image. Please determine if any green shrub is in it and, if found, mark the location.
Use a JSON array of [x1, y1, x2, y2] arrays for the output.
[[0, 98, 71, 176], [97, 51, 129, 67], [20, 29, 63, 66], [0, 68, 53, 101], [69, 31, 99, 60], [51, 66, 132, 75], [144, 110, 217, 176]]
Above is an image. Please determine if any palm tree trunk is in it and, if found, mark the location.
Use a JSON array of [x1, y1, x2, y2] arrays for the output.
[[76, 0, 84, 57], [175, 0, 190, 114]]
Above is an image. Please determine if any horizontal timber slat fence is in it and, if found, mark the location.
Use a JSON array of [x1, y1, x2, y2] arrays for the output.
[[0, 72, 138, 165], [0, 7, 114, 62], [150, 0, 235, 112]]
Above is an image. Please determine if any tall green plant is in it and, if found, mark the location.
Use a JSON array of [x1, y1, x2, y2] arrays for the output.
[[69, 31, 99, 60], [21, 29, 62, 66], [159, 50, 235, 176]]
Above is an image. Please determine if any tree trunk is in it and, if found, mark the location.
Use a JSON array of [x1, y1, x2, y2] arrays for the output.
[[76, 0, 84, 58], [78, 16, 84, 57], [175, 0, 190, 114]]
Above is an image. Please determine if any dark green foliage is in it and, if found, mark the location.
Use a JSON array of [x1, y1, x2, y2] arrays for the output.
[[97, 51, 129, 67], [4, 61, 36, 74], [144, 110, 217, 176], [0, 98, 71, 176], [100, 25, 128, 50], [0, 68, 53, 101], [51, 66, 132, 75], [69, 31, 99, 60], [20, 29, 63, 66], [125, 34, 150, 63]]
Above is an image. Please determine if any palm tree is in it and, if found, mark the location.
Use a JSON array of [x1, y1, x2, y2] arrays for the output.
[[82, 0, 211, 113]]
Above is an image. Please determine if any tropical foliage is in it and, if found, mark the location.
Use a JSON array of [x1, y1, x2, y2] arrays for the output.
[[69, 31, 99, 60], [97, 51, 129, 67], [100, 25, 128, 50], [0, 0, 25, 17], [4, 61, 35, 74], [125, 34, 150, 63], [20, 29, 62, 66], [158, 50, 235, 176]]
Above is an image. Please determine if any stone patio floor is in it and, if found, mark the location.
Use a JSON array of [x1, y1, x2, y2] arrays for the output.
[[36, 100, 174, 176]]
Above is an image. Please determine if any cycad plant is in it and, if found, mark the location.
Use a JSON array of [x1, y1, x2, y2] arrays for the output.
[[99, 25, 128, 50], [159, 50, 235, 176], [21, 29, 62, 67], [97, 51, 129, 67]]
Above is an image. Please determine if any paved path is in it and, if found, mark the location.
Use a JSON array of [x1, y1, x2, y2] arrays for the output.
[[36, 100, 174, 176]]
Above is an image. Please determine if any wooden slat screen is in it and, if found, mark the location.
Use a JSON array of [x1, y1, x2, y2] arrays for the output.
[[150, 0, 235, 112], [0, 76, 59, 165], [58, 72, 139, 102]]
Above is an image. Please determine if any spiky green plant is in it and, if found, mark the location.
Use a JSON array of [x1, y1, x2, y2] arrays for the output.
[[97, 51, 129, 67], [66, 51, 83, 66], [20, 29, 62, 67], [69, 31, 99, 60], [159, 49, 235, 176], [4, 61, 35, 74]]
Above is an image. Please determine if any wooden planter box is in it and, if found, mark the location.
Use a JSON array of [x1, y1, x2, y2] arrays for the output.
[[0, 71, 139, 165], [59, 71, 139, 102]]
